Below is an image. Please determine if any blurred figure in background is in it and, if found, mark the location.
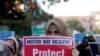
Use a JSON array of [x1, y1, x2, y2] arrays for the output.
[[78, 37, 91, 56], [0, 36, 20, 56], [88, 35, 95, 42], [77, 35, 95, 56], [0, 39, 13, 56], [46, 18, 79, 56]]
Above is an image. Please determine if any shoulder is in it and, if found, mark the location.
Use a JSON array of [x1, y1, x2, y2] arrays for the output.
[[0, 40, 5, 52], [0, 40, 10, 52]]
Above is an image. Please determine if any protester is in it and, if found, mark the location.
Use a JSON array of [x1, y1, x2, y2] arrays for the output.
[[0, 36, 20, 56], [78, 36, 91, 56], [77, 35, 96, 56], [46, 18, 79, 56], [76, 37, 88, 52], [0, 40, 13, 56]]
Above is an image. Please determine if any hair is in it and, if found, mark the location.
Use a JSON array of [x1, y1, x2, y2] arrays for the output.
[[82, 36, 89, 43]]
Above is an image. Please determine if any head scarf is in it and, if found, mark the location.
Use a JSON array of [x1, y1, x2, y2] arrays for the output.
[[46, 18, 67, 36], [7, 36, 19, 56]]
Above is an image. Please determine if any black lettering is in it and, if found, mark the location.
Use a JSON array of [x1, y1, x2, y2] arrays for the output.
[[43, 40, 51, 44], [27, 40, 41, 44]]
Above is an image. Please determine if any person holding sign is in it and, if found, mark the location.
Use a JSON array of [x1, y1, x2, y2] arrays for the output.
[[46, 18, 79, 56]]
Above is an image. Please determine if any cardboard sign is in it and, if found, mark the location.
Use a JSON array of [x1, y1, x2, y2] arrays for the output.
[[89, 42, 100, 56], [24, 36, 74, 56]]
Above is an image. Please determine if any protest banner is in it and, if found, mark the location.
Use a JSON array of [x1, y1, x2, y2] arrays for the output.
[[31, 23, 46, 36], [89, 42, 100, 56], [24, 36, 74, 56], [0, 31, 15, 40], [74, 33, 86, 45]]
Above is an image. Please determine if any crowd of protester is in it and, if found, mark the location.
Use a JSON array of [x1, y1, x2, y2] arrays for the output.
[[76, 35, 95, 56], [0, 18, 98, 56]]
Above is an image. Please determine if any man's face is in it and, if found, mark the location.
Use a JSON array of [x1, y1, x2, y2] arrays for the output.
[[47, 23, 60, 36]]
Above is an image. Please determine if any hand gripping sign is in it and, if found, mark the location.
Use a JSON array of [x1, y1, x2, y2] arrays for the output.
[[24, 36, 74, 56]]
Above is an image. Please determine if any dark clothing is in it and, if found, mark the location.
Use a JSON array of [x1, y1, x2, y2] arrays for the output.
[[79, 42, 91, 56], [77, 36, 95, 56]]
